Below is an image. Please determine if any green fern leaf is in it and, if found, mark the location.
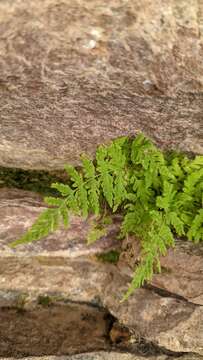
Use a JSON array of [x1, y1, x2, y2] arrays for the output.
[[167, 211, 185, 236], [170, 157, 184, 179], [187, 209, 203, 243], [10, 208, 60, 247], [65, 165, 89, 217], [87, 226, 107, 245], [156, 181, 176, 211], [113, 173, 127, 211], [51, 182, 73, 196], [96, 145, 114, 208], [82, 156, 100, 215], [44, 196, 64, 207], [59, 204, 69, 228], [51, 182, 79, 213]]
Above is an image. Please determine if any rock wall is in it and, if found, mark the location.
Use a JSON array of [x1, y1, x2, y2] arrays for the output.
[[0, 188, 203, 357], [0, 0, 202, 358], [0, 0, 202, 170]]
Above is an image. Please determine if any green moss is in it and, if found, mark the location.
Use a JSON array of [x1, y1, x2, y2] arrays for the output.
[[97, 250, 120, 264], [38, 295, 52, 307], [0, 167, 67, 196]]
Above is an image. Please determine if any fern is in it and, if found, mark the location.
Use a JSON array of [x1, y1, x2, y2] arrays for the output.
[[10, 208, 61, 247], [64, 165, 89, 217], [81, 156, 100, 216], [10, 133, 203, 300]]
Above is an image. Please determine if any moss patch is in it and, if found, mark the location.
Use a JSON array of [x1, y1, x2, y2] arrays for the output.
[[38, 295, 52, 307], [97, 250, 120, 264]]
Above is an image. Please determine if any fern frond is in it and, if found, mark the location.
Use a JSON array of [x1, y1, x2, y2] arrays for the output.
[[167, 211, 185, 236], [96, 145, 114, 208], [65, 165, 89, 217], [82, 156, 100, 216], [10, 208, 61, 247], [87, 226, 107, 245], [10, 132, 203, 301], [183, 169, 203, 194], [156, 181, 177, 212], [44, 196, 64, 207], [51, 182, 72, 196], [113, 173, 127, 211], [122, 211, 174, 300], [51, 182, 79, 213], [187, 209, 203, 243], [122, 254, 154, 301], [170, 157, 184, 179], [59, 204, 69, 228], [186, 156, 203, 172]]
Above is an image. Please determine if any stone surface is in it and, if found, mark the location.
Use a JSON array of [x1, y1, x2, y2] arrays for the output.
[[0, 188, 121, 257], [0, 304, 111, 357], [0, 0, 203, 171], [104, 271, 203, 355], [119, 236, 203, 305], [1, 188, 203, 356], [3, 354, 203, 360]]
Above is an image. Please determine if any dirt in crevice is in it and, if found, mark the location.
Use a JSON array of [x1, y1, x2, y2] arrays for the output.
[[0, 303, 114, 357], [0, 302, 192, 359], [110, 322, 185, 357]]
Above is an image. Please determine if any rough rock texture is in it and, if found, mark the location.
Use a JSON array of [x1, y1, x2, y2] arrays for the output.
[[4, 355, 203, 360], [119, 236, 203, 305], [0, 188, 120, 305], [104, 272, 203, 355], [0, 188, 121, 257], [1, 188, 203, 357], [0, 0, 203, 170]]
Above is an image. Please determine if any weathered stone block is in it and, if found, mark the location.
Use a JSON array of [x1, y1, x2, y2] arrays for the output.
[[0, 0, 202, 170]]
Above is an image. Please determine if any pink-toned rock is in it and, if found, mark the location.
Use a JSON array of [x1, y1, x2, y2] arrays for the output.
[[151, 240, 203, 305], [119, 237, 203, 305], [0, 187, 120, 306], [0, 188, 120, 257]]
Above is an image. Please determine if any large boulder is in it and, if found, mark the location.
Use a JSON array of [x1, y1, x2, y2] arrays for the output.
[[0, 0, 202, 170]]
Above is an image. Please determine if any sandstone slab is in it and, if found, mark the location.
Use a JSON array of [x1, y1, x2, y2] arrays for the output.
[[0, 0, 202, 171]]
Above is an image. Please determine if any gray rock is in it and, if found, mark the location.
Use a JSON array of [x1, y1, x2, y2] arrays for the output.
[[0, 0, 202, 171]]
